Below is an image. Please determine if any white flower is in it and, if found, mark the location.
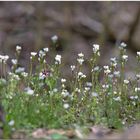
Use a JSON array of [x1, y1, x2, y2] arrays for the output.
[[0, 55, 9, 63], [77, 72, 86, 79], [113, 97, 121, 101], [15, 67, 25, 73], [137, 51, 140, 56], [9, 73, 20, 81], [11, 59, 17, 65], [75, 88, 81, 93], [110, 57, 116, 62], [21, 72, 28, 77], [103, 65, 111, 75], [39, 50, 46, 58], [124, 79, 129, 84], [70, 65, 75, 71], [51, 35, 58, 42], [102, 84, 109, 89], [120, 42, 127, 47], [122, 55, 128, 61], [84, 87, 90, 91], [77, 58, 84, 65], [114, 71, 120, 77], [31, 52, 37, 57], [61, 90, 69, 97], [16, 45, 22, 52], [8, 120, 15, 126], [39, 72, 46, 80], [92, 92, 98, 97], [135, 87, 140, 92], [63, 103, 69, 109], [130, 95, 138, 100], [86, 82, 92, 87], [55, 54, 61, 64], [103, 65, 109, 70], [92, 66, 99, 72], [104, 69, 111, 75], [43, 47, 49, 52], [61, 78, 66, 83], [78, 53, 84, 58], [119, 42, 127, 50], [136, 74, 140, 79], [24, 87, 34, 95], [93, 44, 100, 53]]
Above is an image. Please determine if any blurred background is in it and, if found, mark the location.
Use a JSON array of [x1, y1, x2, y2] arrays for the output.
[[0, 1, 140, 79]]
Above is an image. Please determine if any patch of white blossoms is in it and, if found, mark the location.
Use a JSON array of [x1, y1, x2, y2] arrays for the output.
[[123, 79, 129, 84], [0, 55, 9, 63], [93, 44, 100, 56], [55, 54, 61, 64], [15, 67, 25, 73], [24, 87, 34, 95], [77, 53, 84, 65], [51, 35, 58, 43], [103, 65, 111, 75], [122, 55, 128, 61], [16, 45, 22, 53]]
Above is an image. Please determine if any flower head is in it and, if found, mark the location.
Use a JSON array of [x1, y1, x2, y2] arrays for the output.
[[55, 54, 61, 64]]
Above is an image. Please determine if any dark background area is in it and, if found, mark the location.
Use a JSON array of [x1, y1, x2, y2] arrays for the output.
[[0, 1, 140, 79]]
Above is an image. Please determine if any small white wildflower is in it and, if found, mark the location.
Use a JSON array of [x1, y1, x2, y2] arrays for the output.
[[93, 44, 100, 53], [63, 103, 69, 109], [43, 47, 49, 52], [70, 65, 75, 71], [75, 88, 81, 93], [61, 78, 66, 83], [130, 96, 138, 100], [21, 72, 28, 77], [136, 74, 140, 79], [121, 42, 127, 47], [122, 55, 128, 61], [15, 67, 25, 73], [77, 58, 84, 65], [77, 72, 86, 79], [78, 53, 84, 58], [16, 45, 22, 52], [135, 87, 140, 92], [86, 82, 92, 87], [124, 79, 129, 84], [31, 52, 37, 57], [113, 96, 121, 101], [9, 73, 20, 81], [53, 88, 58, 92], [92, 92, 98, 97], [39, 50, 46, 58], [11, 59, 17, 65], [104, 69, 111, 75], [24, 87, 34, 95], [103, 65, 109, 70], [39, 72, 46, 80], [137, 51, 140, 56], [3, 55, 9, 63], [8, 120, 15, 126], [84, 87, 90, 91], [92, 66, 100, 72], [108, 74, 113, 78], [61, 90, 69, 97], [102, 84, 109, 89], [55, 54, 61, 64], [110, 57, 116, 63], [114, 71, 120, 77], [51, 35, 58, 43]]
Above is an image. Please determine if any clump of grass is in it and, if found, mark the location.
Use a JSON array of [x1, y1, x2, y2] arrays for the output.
[[0, 40, 140, 137]]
